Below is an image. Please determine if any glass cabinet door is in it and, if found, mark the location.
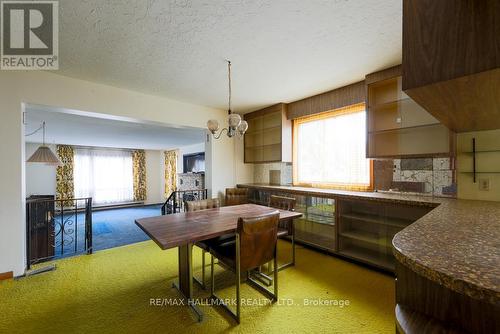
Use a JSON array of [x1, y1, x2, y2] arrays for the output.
[[294, 195, 336, 252], [337, 199, 431, 271]]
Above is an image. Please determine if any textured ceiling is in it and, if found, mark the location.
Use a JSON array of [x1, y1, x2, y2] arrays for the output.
[[25, 107, 205, 150], [58, 0, 402, 112]]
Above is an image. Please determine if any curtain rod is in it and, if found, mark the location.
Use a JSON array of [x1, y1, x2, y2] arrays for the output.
[[70, 144, 138, 152]]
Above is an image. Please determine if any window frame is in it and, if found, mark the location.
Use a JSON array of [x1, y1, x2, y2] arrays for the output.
[[292, 103, 373, 191]]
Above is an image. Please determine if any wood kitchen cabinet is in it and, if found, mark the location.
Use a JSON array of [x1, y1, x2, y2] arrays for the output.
[[244, 103, 292, 163], [240, 184, 437, 273], [366, 66, 455, 158], [246, 187, 336, 252], [402, 0, 500, 132], [337, 198, 432, 271]]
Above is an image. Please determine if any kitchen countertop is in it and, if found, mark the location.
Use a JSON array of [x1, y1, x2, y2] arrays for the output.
[[237, 183, 444, 206], [238, 183, 500, 305]]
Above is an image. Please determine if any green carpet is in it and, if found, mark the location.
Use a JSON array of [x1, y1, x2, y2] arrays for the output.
[[0, 241, 395, 333]]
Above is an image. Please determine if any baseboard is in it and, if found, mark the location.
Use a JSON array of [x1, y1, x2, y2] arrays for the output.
[[0, 271, 13, 281]]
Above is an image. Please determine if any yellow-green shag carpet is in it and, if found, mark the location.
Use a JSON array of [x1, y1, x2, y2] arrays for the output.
[[0, 241, 395, 333]]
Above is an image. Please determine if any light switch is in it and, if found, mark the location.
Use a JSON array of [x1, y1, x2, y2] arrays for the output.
[[479, 178, 490, 191]]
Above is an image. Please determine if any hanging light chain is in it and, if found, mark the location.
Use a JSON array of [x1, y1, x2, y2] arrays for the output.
[[228, 60, 232, 113]]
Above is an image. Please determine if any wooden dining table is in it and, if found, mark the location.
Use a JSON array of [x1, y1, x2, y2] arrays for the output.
[[135, 203, 302, 321]]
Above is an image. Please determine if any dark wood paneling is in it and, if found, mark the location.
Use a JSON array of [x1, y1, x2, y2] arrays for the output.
[[406, 69, 500, 132], [287, 81, 365, 119], [395, 261, 500, 334], [402, 0, 500, 132], [365, 65, 401, 85], [396, 304, 464, 334], [402, 0, 500, 91], [244, 103, 285, 120]]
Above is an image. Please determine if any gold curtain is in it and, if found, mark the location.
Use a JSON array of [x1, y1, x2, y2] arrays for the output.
[[56, 145, 74, 206], [164, 150, 178, 198], [132, 150, 147, 201]]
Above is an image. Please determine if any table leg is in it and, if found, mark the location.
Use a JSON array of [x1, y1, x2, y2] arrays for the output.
[[172, 243, 203, 322]]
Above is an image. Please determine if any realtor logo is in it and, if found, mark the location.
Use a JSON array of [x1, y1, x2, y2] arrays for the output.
[[1, 1, 58, 70]]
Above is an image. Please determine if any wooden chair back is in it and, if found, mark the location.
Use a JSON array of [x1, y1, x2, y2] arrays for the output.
[[225, 188, 248, 206], [237, 211, 279, 272], [185, 198, 220, 212], [269, 195, 296, 211]]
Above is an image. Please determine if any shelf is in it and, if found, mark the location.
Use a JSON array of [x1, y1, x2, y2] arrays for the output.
[[245, 143, 281, 149], [339, 230, 392, 248], [368, 122, 443, 135], [369, 97, 411, 110], [338, 247, 395, 271], [461, 150, 500, 154], [340, 212, 411, 229], [295, 217, 335, 227], [244, 125, 281, 135]]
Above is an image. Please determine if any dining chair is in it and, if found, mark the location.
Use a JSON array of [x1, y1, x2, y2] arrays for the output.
[[185, 198, 221, 289], [225, 187, 248, 206], [209, 211, 280, 323], [269, 195, 297, 271]]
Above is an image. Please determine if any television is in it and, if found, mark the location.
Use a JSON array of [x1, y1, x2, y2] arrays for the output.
[[183, 152, 205, 173]]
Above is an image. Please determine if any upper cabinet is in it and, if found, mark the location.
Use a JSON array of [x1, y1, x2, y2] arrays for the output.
[[366, 66, 455, 158], [402, 0, 500, 132], [244, 103, 292, 163]]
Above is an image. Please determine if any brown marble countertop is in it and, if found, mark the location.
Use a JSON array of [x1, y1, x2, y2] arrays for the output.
[[392, 199, 500, 305], [238, 183, 500, 305]]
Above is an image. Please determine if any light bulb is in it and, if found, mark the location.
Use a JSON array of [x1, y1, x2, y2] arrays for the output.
[[228, 113, 241, 129], [237, 120, 248, 135], [207, 119, 219, 133]]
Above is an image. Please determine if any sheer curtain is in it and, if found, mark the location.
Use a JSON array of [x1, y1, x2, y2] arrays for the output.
[[295, 104, 371, 190], [74, 148, 134, 205]]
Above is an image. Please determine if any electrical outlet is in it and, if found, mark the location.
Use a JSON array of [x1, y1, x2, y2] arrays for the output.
[[479, 178, 490, 191]]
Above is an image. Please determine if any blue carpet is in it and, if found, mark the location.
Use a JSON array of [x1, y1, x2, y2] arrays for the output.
[[53, 205, 162, 257]]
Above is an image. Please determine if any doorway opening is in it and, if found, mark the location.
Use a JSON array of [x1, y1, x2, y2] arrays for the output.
[[23, 104, 209, 265]]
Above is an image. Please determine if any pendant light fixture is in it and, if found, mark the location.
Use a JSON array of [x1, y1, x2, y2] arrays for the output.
[[26, 121, 63, 166], [207, 60, 248, 139]]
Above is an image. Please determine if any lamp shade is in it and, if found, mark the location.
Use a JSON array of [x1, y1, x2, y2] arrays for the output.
[[207, 119, 220, 133], [237, 120, 248, 134], [228, 113, 241, 128], [27, 145, 63, 166]]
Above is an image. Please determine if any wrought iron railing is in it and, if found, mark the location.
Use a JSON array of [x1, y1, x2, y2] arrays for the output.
[[26, 197, 92, 269], [161, 189, 208, 215]]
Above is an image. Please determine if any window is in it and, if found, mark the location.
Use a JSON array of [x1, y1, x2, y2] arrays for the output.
[[293, 103, 372, 191], [74, 148, 134, 205]]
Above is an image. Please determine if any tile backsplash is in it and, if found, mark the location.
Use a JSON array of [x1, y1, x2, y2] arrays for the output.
[[375, 157, 456, 197], [254, 162, 292, 185], [252, 158, 455, 198]]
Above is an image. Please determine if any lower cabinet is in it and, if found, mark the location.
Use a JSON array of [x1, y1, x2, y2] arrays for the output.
[[247, 188, 336, 252], [245, 186, 433, 272], [293, 195, 335, 252], [337, 199, 432, 271]]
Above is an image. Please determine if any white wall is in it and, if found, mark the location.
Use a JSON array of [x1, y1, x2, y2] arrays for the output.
[[233, 136, 254, 184], [25, 143, 57, 197], [0, 70, 234, 276]]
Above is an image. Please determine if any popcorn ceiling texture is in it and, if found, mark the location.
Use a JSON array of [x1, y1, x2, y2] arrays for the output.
[[57, 0, 402, 112]]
